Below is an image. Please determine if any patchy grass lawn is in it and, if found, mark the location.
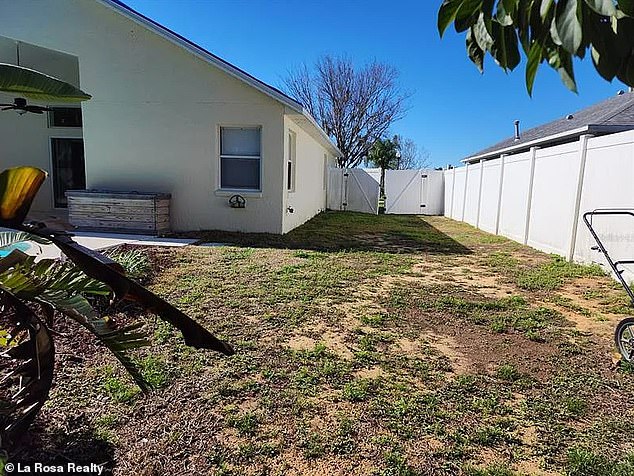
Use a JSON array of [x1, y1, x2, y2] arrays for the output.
[[17, 212, 634, 475]]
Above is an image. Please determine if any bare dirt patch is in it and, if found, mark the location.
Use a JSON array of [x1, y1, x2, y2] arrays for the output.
[[408, 259, 520, 299], [404, 308, 560, 380], [287, 324, 355, 360], [353, 366, 384, 379], [422, 331, 470, 374], [552, 277, 631, 337]]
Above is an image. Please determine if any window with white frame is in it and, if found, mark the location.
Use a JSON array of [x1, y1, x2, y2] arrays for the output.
[[220, 126, 261, 190], [287, 130, 296, 192]]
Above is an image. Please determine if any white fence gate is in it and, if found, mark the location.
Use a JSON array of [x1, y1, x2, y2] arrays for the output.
[[384, 169, 444, 215], [327, 167, 444, 215], [327, 168, 379, 214]]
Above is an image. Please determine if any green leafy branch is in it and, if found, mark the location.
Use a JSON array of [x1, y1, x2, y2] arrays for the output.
[[439, 0, 634, 94]]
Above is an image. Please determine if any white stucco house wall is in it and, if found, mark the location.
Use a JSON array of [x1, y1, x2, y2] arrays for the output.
[[0, 0, 340, 234]]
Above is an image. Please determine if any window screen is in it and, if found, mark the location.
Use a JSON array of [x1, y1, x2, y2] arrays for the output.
[[220, 127, 261, 190], [221, 127, 260, 156]]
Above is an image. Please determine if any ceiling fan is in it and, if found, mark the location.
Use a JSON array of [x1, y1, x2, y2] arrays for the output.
[[0, 97, 51, 115]]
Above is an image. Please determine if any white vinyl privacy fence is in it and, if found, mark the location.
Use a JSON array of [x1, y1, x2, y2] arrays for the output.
[[445, 129, 634, 281]]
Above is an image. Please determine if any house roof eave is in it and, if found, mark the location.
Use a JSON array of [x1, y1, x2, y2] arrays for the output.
[[290, 107, 342, 157], [461, 124, 634, 164]]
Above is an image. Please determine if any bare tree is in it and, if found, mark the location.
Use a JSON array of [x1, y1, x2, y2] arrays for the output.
[[284, 56, 409, 168], [394, 136, 431, 170]]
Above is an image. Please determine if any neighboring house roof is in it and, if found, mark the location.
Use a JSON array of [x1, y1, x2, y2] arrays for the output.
[[463, 90, 634, 163], [97, 0, 341, 157]]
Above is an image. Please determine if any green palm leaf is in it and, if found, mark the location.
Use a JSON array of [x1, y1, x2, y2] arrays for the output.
[[51, 299, 150, 392], [0, 256, 149, 391], [0, 64, 91, 102], [22, 228, 234, 355], [0, 231, 51, 249]]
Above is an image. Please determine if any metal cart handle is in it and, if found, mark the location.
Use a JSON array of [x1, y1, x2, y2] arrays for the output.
[[582, 210, 634, 304]]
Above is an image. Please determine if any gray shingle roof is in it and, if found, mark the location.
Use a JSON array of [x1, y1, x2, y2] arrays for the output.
[[465, 90, 634, 161]]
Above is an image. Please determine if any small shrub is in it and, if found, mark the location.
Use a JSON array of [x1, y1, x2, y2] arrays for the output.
[[105, 247, 151, 280], [102, 368, 140, 403], [342, 378, 376, 402], [229, 412, 259, 436], [496, 364, 520, 382], [566, 448, 610, 476], [564, 397, 588, 418]]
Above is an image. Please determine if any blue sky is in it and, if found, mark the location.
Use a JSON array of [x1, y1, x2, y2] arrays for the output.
[[125, 0, 625, 167]]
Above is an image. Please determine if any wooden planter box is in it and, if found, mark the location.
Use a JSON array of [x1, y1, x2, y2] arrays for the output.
[[65, 190, 171, 236]]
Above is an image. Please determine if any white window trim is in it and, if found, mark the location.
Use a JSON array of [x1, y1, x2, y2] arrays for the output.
[[214, 189, 262, 198], [217, 125, 263, 192], [287, 130, 296, 193]]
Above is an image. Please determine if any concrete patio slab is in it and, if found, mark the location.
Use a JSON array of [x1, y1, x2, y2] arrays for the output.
[[72, 231, 197, 248], [7, 231, 197, 260]]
